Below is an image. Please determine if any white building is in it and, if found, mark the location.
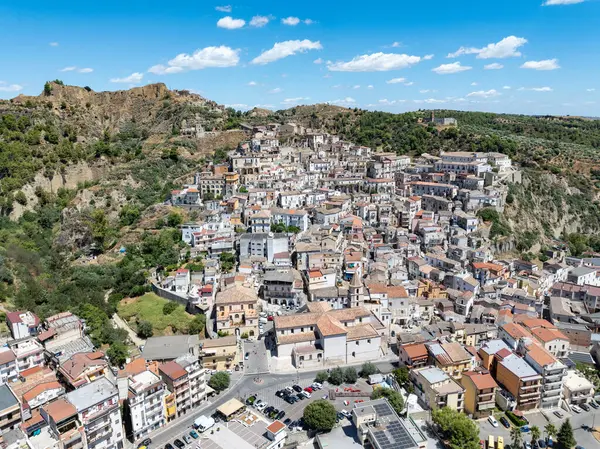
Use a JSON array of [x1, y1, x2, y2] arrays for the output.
[[567, 266, 600, 286], [563, 370, 594, 406], [66, 377, 124, 449], [8, 337, 44, 373], [0, 348, 17, 385], [127, 370, 166, 441], [5, 311, 39, 340]]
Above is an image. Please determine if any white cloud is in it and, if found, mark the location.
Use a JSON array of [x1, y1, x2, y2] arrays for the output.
[[587, 88, 596, 92], [420, 89, 437, 93], [386, 77, 406, 84], [432, 61, 472, 74], [248, 81, 257, 86], [226, 103, 248, 109], [61, 66, 93, 73], [447, 36, 527, 59], [414, 98, 447, 104], [520, 59, 560, 70], [328, 53, 421, 72], [367, 85, 374, 89], [471, 82, 478, 86], [110, 72, 144, 84], [251, 39, 322, 65], [282, 16, 300, 25], [217, 16, 245, 29], [215, 5, 232, 12], [503, 86, 511, 89], [519, 86, 553, 92], [379, 99, 398, 105], [0, 83, 23, 92], [543, 0, 584, 5], [148, 46, 240, 74], [61, 66, 77, 72], [281, 97, 310, 105], [353, 85, 361, 89], [268, 87, 283, 94], [391, 42, 402, 48], [314, 58, 323, 64], [253, 104, 275, 108], [323, 74, 332, 78], [404, 81, 414, 86], [249, 15, 270, 27], [484, 63, 504, 70], [78, 68, 93, 73], [304, 19, 314, 25], [423, 54, 434, 60], [332, 84, 342, 88], [328, 97, 357, 106], [49, 42, 59, 47], [467, 89, 501, 98]]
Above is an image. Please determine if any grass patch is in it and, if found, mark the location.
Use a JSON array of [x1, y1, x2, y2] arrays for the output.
[[117, 292, 194, 335]]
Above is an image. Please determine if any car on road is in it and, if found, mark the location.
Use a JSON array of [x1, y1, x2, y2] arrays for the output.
[[572, 405, 582, 413], [139, 439, 152, 448], [165, 444, 174, 449], [277, 410, 286, 420], [553, 410, 563, 418], [292, 385, 302, 392], [245, 352, 249, 360], [590, 400, 599, 409], [189, 430, 199, 439], [183, 435, 192, 444], [500, 417, 510, 428], [538, 440, 546, 449], [581, 403, 590, 412], [488, 416, 499, 428], [173, 440, 185, 449], [341, 409, 351, 419]]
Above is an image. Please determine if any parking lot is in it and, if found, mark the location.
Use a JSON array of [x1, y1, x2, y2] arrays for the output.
[[243, 378, 374, 427]]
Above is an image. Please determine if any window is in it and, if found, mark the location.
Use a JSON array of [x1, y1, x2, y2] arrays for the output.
[[356, 341, 359, 345], [368, 339, 371, 343]]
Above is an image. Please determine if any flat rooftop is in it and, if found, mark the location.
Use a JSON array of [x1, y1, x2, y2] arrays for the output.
[[66, 377, 117, 412]]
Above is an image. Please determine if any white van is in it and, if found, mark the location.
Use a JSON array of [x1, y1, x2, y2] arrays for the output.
[[194, 415, 215, 433]]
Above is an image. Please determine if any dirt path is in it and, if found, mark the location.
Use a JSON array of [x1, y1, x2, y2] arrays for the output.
[[112, 312, 146, 347]]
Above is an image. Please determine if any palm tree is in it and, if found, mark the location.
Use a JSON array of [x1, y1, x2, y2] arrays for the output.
[[545, 423, 558, 440], [511, 426, 523, 449], [531, 426, 541, 444]]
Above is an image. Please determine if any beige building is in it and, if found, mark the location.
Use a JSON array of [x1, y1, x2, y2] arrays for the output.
[[563, 370, 594, 406], [426, 342, 473, 380], [199, 336, 239, 371], [215, 285, 259, 337], [410, 366, 465, 412], [460, 371, 498, 418]]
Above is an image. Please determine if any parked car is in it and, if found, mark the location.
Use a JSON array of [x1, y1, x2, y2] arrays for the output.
[[304, 386, 313, 393], [553, 410, 563, 418], [276, 410, 286, 420], [538, 439, 546, 449], [500, 417, 510, 429], [521, 425, 530, 433], [284, 395, 297, 404], [301, 390, 312, 398], [296, 392, 305, 400], [284, 418, 292, 425], [524, 442, 532, 449], [341, 409, 351, 418], [173, 440, 185, 449], [264, 406, 274, 415], [285, 386, 295, 395], [547, 437, 553, 448], [246, 395, 256, 405], [183, 435, 192, 444], [488, 416, 499, 428], [245, 352, 250, 360], [256, 401, 267, 411], [165, 444, 174, 449], [292, 385, 302, 392], [189, 430, 199, 439], [589, 400, 599, 409], [572, 405, 582, 414], [140, 439, 152, 448], [312, 382, 323, 390], [581, 403, 590, 412], [276, 390, 285, 398]]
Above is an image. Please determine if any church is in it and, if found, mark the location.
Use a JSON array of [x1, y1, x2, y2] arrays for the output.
[[272, 273, 387, 368]]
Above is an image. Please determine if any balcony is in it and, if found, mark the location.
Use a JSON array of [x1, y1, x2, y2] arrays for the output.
[[520, 383, 541, 391], [86, 417, 111, 433], [87, 425, 112, 444], [478, 402, 496, 411], [520, 390, 541, 399]]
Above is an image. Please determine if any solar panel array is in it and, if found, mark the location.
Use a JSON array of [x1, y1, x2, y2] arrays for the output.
[[373, 403, 393, 417], [371, 419, 416, 449]]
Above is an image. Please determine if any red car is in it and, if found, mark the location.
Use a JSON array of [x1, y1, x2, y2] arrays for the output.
[[268, 316, 274, 321], [304, 387, 313, 393]]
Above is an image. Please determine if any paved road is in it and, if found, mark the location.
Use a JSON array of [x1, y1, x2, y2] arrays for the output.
[[143, 360, 395, 448], [243, 340, 270, 374]]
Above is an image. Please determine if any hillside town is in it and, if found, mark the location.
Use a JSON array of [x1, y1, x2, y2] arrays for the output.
[[2, 121, 600, 449]]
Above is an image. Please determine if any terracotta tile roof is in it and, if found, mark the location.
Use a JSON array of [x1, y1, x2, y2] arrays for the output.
[[306, 302, 332, 313], [274, 313, 320, 329], [118, 358, 147, 378], [463, 371, 498, 390], [501, 323, 532, 340], [440, 342, 471, 363], [43, 398, 77, 423], [159, 361, 187, 380], [520, 318, 555, 330], [316, 315, 347, 337], [277, 332, 316, 345], [23, 381, 63, 402], [524, 342, 557, 366], [0, 349, 16, 365], [346, 324, 379, 341], [472, 262, 504, 272], [496, 348, 512, 359], [401, 343, 429, 360], [531, 327, 568, 343], [215, 285, 258, 305], [59, 352, 107, 383], [308, 270, 324, 278], [267, 420, 286, 434]]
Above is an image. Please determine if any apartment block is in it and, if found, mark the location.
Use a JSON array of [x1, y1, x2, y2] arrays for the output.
[[198, 335, 239, 372], [494, 351, 542, 410], [426, 342, 473, 380], [563, 370, 594, 406], [8, 337, 44, 373], [175, 354, 207, 408], [0, 348, 17, 385], [411, 366, 465, 412], [66, 377, 124, 449], [398, 342, 428, 369], [460, 371, 498, 418], [0, 385, 20, 442], [126, 370, 166, 441], [159, 361, 190, 418], [40, 398, 86, 449]]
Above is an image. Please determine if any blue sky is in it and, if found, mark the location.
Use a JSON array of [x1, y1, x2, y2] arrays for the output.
[[0, 0, 598, 115]]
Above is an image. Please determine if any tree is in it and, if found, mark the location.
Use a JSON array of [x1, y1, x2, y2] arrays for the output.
[[239, 186, 248, 193], [167, 212, 183, 227], [44, 82, 53, 96], [220, 252, 236, 272], [432, 407, 480, 449], [315, 371, 328, 383], [360, 362, 378, 377], [188, 315, 206, 335], [370, 388, 404, 416], [557, 420, 575, 449], [328, 367, 345, 385], [344, 367, 358, 384], [209, 372, 230, 391], [393, 367, 409, 387], [163, 301, 178, 315], [137, 320, 154, 338], [510, 427, 523, 449], [107, 341, 128, 366], [303, 400, 336, 432], [531, 426, 541, 444], [545, 423, 558, 439]]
